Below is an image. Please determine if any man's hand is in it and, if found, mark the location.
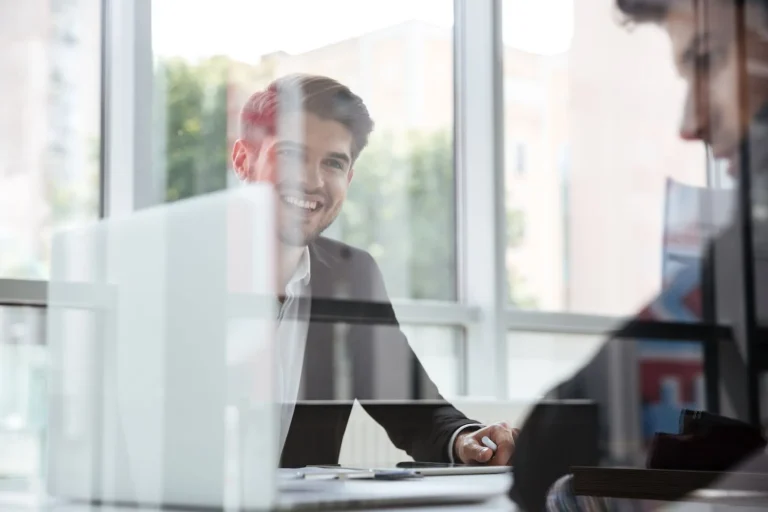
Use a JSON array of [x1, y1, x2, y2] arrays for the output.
[[455, 422, 519, 466]]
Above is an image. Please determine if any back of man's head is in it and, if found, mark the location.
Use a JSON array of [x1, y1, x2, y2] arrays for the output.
[[239, 74, 374, 162]]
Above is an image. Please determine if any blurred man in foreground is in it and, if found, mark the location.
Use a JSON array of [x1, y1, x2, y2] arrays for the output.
[[512, 0, 768, 509]]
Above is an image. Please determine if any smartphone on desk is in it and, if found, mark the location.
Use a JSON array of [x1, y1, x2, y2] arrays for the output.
[[396, 461, 510, 476]]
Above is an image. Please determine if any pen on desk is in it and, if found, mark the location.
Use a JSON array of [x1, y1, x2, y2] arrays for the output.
[[481, 436, 497, 452]]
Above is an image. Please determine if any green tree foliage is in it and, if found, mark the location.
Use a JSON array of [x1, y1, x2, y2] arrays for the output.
[[158, 56, 230, 202], [338, 131, 456, 300], [506, 208, 537, 307]]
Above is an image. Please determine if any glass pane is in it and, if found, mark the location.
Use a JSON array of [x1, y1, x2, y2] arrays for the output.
[[507, 330, 716, 467], [506, 331, 603, 401], [0, 306, 46, 487], [151, 0, 456, 301], [401, 325, 464, 398], [502, 0, 719, 316], [0, 1, 101, 279], [505, 4, 768, 506]]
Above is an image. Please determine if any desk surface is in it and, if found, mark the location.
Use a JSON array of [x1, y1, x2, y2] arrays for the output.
[[0, 475, 516, 512]]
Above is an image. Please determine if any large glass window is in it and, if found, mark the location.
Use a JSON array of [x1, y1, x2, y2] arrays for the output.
[[502, 0, 711, 316], [151, 0, 456, 301], [0, 0, 101, 279], [403, 325, 464, 397], [506, 331, 602, 401], [0, 306, 47, 484], [2, 0, 764, 498]]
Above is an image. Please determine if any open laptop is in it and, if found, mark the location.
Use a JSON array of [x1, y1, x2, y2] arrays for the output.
[[45, 186, 508, 511], [46, 186, 279, 510]]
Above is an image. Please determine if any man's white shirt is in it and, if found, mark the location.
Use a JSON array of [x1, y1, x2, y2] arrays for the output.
[[275, 246, 311, 453]]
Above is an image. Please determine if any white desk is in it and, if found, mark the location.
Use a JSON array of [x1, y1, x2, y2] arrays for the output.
[[0, 474, 516, 511]]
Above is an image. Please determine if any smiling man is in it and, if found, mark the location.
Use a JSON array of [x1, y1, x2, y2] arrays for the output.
[[231, 74, 518, 468]]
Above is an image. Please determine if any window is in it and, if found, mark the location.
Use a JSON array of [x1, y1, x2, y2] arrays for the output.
[[498, 0, 759, 433], [502, 0, 708, 316], [403, 325, 465, 397], [151, 0, 456, 302], [506, 331, 602, 401], [0, 0, 762, 495], [0, 0, 101, 279], [0, 306, 46, 483], [506, 139, 527, 175], [514, 143, 527, 174]]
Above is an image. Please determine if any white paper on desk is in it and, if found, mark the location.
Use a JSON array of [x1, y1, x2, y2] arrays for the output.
[[277, 467, 369, 481]]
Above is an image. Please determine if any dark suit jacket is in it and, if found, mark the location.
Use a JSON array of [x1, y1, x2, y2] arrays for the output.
[[279, 236, 479, 468]]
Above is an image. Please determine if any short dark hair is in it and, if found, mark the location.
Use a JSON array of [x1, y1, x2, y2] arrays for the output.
[[616, 0, 672, 23], [617, 0, 767, 24], [239, 74, 375, 162]]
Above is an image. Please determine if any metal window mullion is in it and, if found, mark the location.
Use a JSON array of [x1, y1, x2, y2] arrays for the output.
[[455, 0, 508, 399], [101, 0, 155, 218]]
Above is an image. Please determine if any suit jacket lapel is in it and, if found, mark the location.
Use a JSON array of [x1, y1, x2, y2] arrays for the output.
[[299, 242, 336, 400]]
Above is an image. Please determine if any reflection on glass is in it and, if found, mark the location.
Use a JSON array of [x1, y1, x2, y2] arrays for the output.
[[152, 0, 456, 301], [0, 306, 47, 485], [0, 1, 101, 279], [42, 175, 479, 508], [502, 0, 710, 315], [508, 331, 710, 469], [510, 2, 768, 508], [506, 331, 602, 401], [402, 325, 464, 398]]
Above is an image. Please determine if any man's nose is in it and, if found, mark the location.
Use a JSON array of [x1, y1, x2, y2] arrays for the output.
[[679, 88, 708, 141], [300, 160, 324, 189]]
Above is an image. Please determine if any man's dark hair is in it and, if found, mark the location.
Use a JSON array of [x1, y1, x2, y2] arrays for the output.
[[617, 0, 767, 24], [240, 74, 374, 162], [616, 0, 672, 23]]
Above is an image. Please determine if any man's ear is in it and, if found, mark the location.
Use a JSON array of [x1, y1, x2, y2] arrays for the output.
[[347, 167, 355, 184], [232, 139, 252, 181]]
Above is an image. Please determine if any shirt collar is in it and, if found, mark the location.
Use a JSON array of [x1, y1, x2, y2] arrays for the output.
[[285, 246, 311, 295]]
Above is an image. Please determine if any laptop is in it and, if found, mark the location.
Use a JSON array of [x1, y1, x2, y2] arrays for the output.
[[45, 185, 508, 511]]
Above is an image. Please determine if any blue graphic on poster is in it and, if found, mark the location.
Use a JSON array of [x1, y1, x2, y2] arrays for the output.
[[638, 179, 732, 442]]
